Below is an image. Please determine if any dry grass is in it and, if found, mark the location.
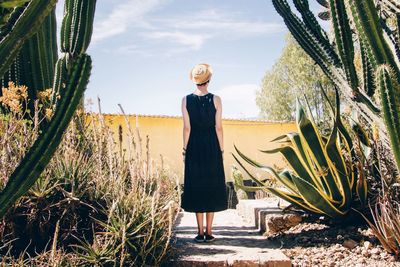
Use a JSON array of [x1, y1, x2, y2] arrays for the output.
[[0, 91, 180, 266]]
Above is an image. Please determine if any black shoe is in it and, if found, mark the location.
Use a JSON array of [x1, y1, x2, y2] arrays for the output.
[[205, 234, 215, 242], [194, 234, 205, 243]]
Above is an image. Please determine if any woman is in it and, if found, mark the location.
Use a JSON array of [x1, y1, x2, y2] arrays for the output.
[[181, 63, 228, 243]]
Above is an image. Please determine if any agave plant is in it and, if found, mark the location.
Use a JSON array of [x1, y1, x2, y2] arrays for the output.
[[233, 90, 367, 218], [272, 0, 400, 173]]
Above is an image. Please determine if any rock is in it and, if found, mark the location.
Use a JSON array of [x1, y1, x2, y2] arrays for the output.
[[361, 250, 371, 257], [370, 248, 380, 255], [364, 228, 375, 237], [265, 213, 302, 235], [342, 239, 358, 249], [337, 234, 344, 241], [363, 241, 372, 250]]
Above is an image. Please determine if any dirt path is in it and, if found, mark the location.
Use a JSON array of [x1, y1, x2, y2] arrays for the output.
[[167, 209, 291, 266]]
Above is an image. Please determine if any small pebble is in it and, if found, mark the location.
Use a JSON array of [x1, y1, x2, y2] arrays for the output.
[[370, 248, 380, 255], [363, 241, 372, 250], [342, 239, 358, 249]]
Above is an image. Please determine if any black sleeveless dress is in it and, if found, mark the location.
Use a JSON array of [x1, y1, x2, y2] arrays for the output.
[[181, 92, 228, 212]]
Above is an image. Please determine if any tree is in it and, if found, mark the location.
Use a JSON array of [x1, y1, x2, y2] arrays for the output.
[[256, 34, 335, 128]]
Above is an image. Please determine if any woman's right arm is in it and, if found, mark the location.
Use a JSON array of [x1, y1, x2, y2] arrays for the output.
[[182, 96, 191, 161]]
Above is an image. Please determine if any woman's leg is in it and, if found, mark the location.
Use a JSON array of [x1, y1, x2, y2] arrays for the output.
[[195, 213, 204, 235], [205, 212, 214, 235]]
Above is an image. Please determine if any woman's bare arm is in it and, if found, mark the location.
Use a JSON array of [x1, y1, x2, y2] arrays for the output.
[[182, 96, 191, 151], [214, 95, 224, 153]]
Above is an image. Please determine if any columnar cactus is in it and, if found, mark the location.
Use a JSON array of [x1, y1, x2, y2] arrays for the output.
[[272, 0, 400, 173], [0, 0, 97, 218], [1, 9, 58, 114], [0, 0, 57, 80]]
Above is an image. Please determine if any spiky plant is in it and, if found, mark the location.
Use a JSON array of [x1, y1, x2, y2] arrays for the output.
[[233, 90, 368, 218], [358, 190, 400, 255], [272, 0, 400, 173], [0, 0, 97, 218], [0, 104, 180, 265]]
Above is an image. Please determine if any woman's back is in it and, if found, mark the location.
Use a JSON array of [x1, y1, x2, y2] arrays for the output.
[[186, 92, 216, 130], [182, 91, 227, 212]]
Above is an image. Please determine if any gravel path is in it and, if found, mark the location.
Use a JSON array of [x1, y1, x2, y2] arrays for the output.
[[271, 221, 400, 267]]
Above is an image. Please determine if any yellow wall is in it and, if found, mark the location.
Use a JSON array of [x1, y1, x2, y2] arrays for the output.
[[103, 114, 296, 183]]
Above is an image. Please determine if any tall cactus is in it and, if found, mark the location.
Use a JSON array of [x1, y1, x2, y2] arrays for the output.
[[0, 0, 97, 218], [272, 0, 400, 173], [1, 8, 58, 115]]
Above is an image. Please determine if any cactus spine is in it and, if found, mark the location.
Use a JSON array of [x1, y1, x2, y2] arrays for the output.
[[0, 0, 97, 218], [272, 0, 400, 172]]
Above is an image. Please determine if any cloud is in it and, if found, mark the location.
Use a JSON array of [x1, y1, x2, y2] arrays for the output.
[[139, 9, 284, 52], [92, 0, 166, 43], [98, 4, 285, 55], [213, 84, 260, 119], [143, 31, 211, 50], [153, 9, 285, 38]]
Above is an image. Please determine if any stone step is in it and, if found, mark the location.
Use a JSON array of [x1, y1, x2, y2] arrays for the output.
[[236, 198, 302, 235], [168, 209, 291, 267]]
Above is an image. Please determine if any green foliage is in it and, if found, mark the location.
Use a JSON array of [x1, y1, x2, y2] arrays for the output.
[[256, 34, 335, 125], [0, 0, 29, 8], [0, 0, 97, 218], [234, 91, 368, 218], [272, 0, 400, 173]]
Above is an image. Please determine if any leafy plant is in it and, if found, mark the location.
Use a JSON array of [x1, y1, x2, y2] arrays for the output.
[[256, 33, 335, 126], [272, 0, 400, 173], [233, 90, 368, 218]]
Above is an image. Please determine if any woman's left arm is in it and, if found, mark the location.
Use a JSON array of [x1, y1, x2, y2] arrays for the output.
[[214, 95, 224, 155]]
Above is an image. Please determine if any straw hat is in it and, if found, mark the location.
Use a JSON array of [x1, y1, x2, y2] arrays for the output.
[[189, 63, 213, 84]]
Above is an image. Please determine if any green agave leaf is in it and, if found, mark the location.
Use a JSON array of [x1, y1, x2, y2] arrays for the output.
[[325, 120, 351, 209], [234, 145, 298, 193], [296, 99, 342, 202], [291, 175, 347, 218], [270, 134, 290, 142], [355, 161, 368, 207], [0, 0, 29, 8], [261, 142, 324, 193], [266, 187, 322, 214], [233, 182, 268, 193], [350, 118, 371, 147], [231, 152, 267, 187], [332, 89, 356, 188]]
